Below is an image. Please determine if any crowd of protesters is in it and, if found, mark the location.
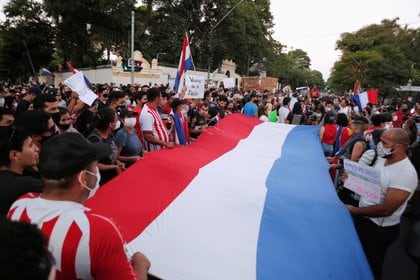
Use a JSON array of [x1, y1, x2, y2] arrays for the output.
[[0, 80, 419, 279]]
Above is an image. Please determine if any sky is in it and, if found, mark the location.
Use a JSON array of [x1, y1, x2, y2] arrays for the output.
[[270, 0, 420, 79]]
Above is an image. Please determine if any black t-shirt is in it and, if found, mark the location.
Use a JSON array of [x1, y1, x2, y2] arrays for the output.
[[0, 170, 42, 218], [87, 130, 118, 185], [15, 99, 30, 117]]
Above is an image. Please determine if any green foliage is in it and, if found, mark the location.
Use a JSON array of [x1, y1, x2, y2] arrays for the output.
[[329, 18, 419, 98], [0, 0, 54, 82], [0, 0, 329, 84]]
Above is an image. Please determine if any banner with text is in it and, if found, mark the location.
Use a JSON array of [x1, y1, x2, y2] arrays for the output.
[[344, 159, 381, 203], [185, 75, 205, 99], [64, 71, 97, 106]]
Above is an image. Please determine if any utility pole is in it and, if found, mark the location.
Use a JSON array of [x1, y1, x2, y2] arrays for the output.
[[131, 11, 135, 84], [22, 40, 37, 83]]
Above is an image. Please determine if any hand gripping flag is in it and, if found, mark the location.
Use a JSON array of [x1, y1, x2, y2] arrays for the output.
[[174, 32, 195, 94], [87, 114, 373, 280]]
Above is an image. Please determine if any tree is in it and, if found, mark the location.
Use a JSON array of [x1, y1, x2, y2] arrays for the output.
[[43, 0, 135, 68], [329, 18, 418, 97], [0, 0, 54, 82]]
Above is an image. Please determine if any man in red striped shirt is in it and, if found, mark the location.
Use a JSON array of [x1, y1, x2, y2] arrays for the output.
[[140, 87, 175, 151], [8, 133, 150, 280]]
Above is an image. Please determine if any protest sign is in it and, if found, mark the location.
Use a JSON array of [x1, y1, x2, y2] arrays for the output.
[[223, 78, 235, 89], [344, 159, 381, 203], [64, 71, 97, 106], [185, 75, 205, 99]]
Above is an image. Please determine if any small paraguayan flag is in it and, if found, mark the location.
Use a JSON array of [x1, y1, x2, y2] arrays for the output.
[[174, 32, 195, 94]]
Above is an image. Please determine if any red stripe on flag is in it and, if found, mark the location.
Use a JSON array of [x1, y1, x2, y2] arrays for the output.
[[87, 114, 261, 241], [66, 61, 77, 74], [367, 89, 378, 105]]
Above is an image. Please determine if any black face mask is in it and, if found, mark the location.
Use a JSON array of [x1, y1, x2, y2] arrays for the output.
[[402, 108, 409, 113], [41, 132, 57, 144], [58, 123, 71, 131]]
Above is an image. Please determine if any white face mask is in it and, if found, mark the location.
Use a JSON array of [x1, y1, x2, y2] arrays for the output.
[[125, 117, 137, 128], [376, 141, 395, 158], [79, 167, 101, 199], [114, 120, 121, 130]]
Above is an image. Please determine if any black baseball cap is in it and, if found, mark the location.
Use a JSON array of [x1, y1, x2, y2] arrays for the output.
[[39, 133, 111, 179]]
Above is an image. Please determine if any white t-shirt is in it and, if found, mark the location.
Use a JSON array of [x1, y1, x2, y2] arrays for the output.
[[278, 107, 290, 123], [259, 115, 269, 122], [358, 157, 418, 226]]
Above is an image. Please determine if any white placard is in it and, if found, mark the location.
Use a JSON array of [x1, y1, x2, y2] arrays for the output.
[[64, 71, 97, 106], [344, 159, 382, 203], [185, 75, 205, 99], [223, 78, 235, 89]]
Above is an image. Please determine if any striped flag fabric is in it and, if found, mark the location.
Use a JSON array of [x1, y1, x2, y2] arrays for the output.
[[174, 32, 195, 94], [353, 80, 360, 95], [87, 114, 372, 280], [40, 67, 55, 78], [352, 89, 378, 110]]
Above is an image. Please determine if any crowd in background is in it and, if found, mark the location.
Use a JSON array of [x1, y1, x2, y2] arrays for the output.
[[0, 80, 420, 279]]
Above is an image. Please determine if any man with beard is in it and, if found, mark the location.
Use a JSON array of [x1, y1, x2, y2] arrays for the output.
[[346, 128, 418, 279], [243, 92, 260, 119]]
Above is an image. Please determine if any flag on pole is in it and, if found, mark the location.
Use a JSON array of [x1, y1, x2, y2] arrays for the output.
[[66, 61, 92, 86], [87, 114, 373, 280], [40, 68, 55, 78], [353, 80, 360, 95], [352, 89, 378, 111], [174, 32, 195, 94]]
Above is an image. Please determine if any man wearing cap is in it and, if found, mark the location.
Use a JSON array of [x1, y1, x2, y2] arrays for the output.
[[15, 86, 41, 117], [8, 133, 150, 280], [14, 110, 57, 150], [346, 128, 418, 279]]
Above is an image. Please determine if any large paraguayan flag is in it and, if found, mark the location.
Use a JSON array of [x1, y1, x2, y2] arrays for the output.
[[174, 32, 195, 94], [87, 114, 373, 280]]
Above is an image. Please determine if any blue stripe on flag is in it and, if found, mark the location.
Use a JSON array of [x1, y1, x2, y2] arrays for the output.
[[257, 125, 373, 280]]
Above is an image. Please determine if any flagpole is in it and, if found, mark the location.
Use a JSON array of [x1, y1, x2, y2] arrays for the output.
[[22, 40, 37, 84], [131, 11, 135, 84]]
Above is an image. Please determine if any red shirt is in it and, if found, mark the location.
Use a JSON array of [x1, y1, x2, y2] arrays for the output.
[[8, 193, 137, 280], [321, 124, 337, 145]]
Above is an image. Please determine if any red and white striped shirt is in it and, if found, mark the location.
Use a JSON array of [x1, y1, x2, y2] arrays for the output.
[[8, 193, 137, 280], [140, 103, 169, 151]]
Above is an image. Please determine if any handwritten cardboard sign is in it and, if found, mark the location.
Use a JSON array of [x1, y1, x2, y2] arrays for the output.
[[344, 159, 382, 203], [64, 71, 97, 106], [185, 75, 205, 99]]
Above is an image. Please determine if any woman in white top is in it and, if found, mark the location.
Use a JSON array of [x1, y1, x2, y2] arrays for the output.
[[259, 102, 272, 122]]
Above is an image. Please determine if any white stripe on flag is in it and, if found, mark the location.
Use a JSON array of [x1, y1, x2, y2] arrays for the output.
[[128, 122, 295, 280]]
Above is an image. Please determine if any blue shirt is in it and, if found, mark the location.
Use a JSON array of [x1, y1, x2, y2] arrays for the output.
[[243, 102, 257, 117]]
